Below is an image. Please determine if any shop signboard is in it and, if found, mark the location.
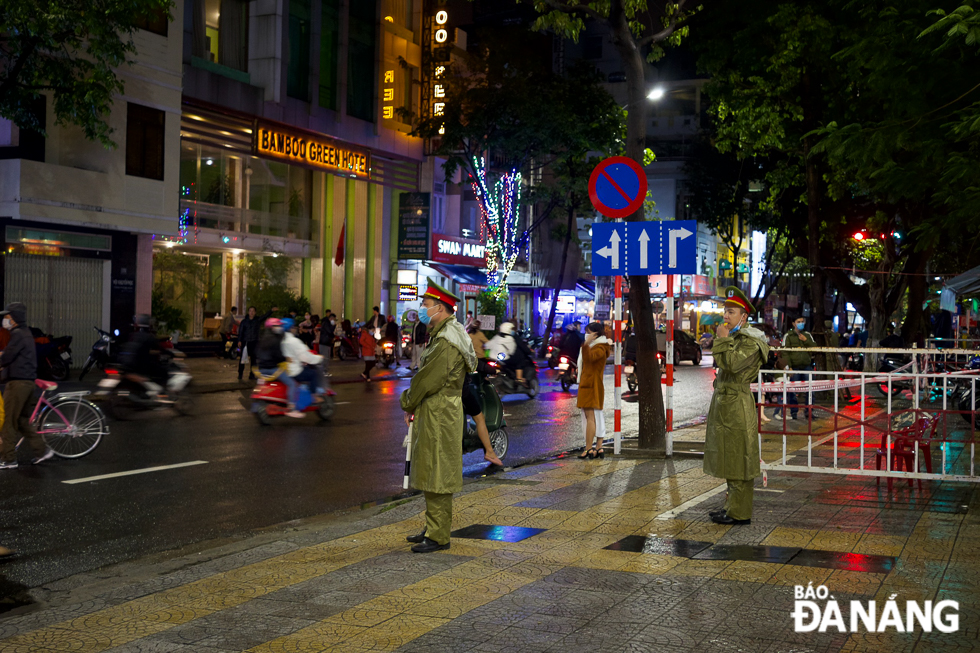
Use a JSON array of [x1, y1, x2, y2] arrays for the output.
[[458, 283, 484, 294], [253, 120, 369, 178], [398, 193, 431, 260], [431, 233, 486, 266], [476, 314, 496, 331], [399, 285, 419, 301]]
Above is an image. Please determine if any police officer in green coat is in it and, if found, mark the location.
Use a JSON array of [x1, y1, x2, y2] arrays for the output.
[[704, 286, 770, 525], [402, 282, 477, 552]]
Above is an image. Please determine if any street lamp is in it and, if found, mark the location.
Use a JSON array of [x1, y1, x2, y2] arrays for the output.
[[647, 86, 666, 101]]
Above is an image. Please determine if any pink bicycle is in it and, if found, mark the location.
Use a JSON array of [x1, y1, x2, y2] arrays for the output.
[[24, 379, 109, 458]]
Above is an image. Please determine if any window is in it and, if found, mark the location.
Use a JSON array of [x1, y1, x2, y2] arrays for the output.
[[319, 0, 340, 110], [288, 0, 312, 100], [582, 36, 602, 60], [347, 1, 377, 122], [18, 96, 46, 162], [126, 103, 165, 180], [134, 5, 169, 36]]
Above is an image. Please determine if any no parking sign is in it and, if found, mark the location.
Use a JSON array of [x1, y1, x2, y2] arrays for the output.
[[588, 156, 648, 219]]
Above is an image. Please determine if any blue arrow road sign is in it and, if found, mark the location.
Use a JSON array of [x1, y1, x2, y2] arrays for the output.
[[592, 220, 698, 276], [590, 222, 626, 276]]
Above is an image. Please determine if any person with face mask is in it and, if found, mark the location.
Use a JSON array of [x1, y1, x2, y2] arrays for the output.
[[777, 315, 816, 420], [703, 287, 769, 525], [401, 282, 477, 553], [0, 302, 55, 469]]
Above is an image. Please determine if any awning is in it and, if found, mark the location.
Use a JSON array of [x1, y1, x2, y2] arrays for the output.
[[430, 263, 487, 290], [947, 264, 980, 296]]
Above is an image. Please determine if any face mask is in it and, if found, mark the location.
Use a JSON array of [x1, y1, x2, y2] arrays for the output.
[[796, 323, 805, 331], [2, 317, 12, 330], [729, 316, 746, 336], [418, 305, 436, 325]]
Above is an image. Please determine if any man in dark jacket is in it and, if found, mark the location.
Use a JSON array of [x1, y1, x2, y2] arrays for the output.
[[559, 322, 584, 364], [0, 302, 54, 468], [236, 305, 274, 380]]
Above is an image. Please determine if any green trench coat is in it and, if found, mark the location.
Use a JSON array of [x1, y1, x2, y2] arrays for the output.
[[703, 326, 770, 481], [400, 317, 477, 495]]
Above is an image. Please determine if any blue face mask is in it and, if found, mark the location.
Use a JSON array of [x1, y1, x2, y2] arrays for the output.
[[729, 316, 746, 336], [418, 305, 434, 325], [796, 322, 805, 331]]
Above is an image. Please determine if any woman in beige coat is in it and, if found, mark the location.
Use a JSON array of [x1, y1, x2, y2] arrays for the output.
[[576, 322, 612, 459]]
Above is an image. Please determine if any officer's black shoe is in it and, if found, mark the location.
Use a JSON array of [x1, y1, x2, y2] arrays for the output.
[[711, 513, 751, 525], [406, 530, 426, 544], [411, 538, 450, 553], [708, 508, 726, 518]]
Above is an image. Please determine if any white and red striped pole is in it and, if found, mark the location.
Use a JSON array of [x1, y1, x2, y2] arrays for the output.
[[613, 275, 622, 454], [666, 274, 674, 456]]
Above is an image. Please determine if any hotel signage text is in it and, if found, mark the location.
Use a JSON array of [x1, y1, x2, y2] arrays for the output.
[[253, 122, 369, 178]]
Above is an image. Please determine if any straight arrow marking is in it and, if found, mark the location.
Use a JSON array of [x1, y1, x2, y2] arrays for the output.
[[637, 228, 650, 270]]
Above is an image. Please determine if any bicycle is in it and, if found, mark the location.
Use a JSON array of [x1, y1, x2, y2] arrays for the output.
[[23, 379, 109, 458]]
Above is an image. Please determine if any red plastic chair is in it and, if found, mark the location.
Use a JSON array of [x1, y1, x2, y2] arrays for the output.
[[875, 416, 936, 490]]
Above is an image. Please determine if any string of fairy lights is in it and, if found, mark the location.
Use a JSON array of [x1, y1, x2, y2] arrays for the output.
[[470, 156, 525, 299]]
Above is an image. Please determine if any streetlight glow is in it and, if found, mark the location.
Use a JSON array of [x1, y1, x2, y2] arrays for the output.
[[647, 86, 666, 101]]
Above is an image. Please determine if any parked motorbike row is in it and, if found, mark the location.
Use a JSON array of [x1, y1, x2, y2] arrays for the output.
[[29, 328, 74, 382]]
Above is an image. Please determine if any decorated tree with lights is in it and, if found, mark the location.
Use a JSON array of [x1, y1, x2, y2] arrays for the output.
[[412, 29, 620, 298]]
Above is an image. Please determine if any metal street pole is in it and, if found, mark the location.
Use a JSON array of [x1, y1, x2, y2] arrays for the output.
[[666, 274, 674, 456], [614, 274, 622, 454]]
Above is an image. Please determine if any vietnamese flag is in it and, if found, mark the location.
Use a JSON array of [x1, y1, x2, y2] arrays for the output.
[[334, 220, 345, 266]]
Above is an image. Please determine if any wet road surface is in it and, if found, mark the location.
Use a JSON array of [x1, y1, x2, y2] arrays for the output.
[[0, 359, 716, 589]]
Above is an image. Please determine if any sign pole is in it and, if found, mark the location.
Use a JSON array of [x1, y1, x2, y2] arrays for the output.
[[666, 274, 674, 457], [614, 275, 622, 454]]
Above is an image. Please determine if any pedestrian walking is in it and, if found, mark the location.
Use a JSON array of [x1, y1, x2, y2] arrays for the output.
[[704, 287, 769, 525], [219, 306, 238, 357], [402, 283, 477, 552], [0, 302, 55, 469], [576, 322, 612, 459], [359, 326, 377, 381], [411, 315, 426, 371], [236, 306, 274, 381]]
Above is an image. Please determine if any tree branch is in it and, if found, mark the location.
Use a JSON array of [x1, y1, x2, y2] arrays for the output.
[[637, 0, 693, 48], [0, 36, 40, 103], [540, 0, 604, 20]]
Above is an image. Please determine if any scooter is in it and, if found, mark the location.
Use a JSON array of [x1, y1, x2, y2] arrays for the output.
[[334, 333, 358, 360], [557, 354, 578, 392], [875, 354, 912, 397], [248, 367, 336, 425], [490, 354, 539, 398], [33, 329, 73, 381], [624, 352, 666, 393], [463, 360, 508, 460], [377, 339, 397, 369], [78, 326, 117, 381], [97, 350, 195, 419]]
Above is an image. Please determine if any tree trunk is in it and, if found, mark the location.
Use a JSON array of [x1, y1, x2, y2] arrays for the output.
[[801, 71, 827, 364], [543, 203, 577, 353], [609, 0, 666, 454], [903, 260, 928, 347]]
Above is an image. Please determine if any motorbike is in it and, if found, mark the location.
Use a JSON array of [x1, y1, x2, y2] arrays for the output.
[[557, 354, 578, 392], [78, 327, 118, 381], [248, 367, 336, 425], [490, 353, 539, 398], [377, 339, 397, 369], [845, 351, 865, 372], [462, 359, 509, 460], [97, 349, 195, 419], [334, 333, 358, 360], [699, 332, 714, 349], [624, 352, 666, 393], [545, 345, 559, 369], [875, 354, 912, 397], [401, 332, 413, 359], [32, 329, 73, 381]]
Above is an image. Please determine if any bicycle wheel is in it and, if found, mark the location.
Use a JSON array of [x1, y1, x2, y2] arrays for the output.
[[35, 398, 108, 458]]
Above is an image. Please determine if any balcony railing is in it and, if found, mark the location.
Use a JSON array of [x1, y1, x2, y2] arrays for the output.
[[180, 200, 315, 242]]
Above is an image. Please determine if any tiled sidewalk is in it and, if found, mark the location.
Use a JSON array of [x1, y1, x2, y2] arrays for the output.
[[1, 450, 979, 652]]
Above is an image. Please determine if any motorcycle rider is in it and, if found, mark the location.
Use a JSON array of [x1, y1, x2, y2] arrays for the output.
[[0, 302, 55, 469], [559, 321, 584, 366], [257, 318, 297, 411], [384, 315, 401, 366], [280, 317, 325, 417], [487, 322, 532, 386], [119, 314, 168, 398]]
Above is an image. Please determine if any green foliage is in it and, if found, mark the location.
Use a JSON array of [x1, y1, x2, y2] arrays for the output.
[[151, 289, 187, 334], [153, 249, 212, 304], [240, 255, 310, 316], [0, 0, 173, 148], [477, 289, 508, 333]]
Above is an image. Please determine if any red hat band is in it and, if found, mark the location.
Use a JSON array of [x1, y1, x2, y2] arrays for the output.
[[424, 287, 457, 309]]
